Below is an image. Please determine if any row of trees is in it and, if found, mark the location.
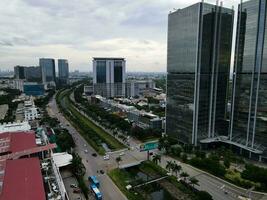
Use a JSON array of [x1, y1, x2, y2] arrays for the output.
[[54, 128, 75, 152], [0, 88, 21, 123], [71, 153, 88, 198]]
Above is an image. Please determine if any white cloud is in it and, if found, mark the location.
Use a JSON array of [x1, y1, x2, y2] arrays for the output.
[[0, 0, 240, 72]]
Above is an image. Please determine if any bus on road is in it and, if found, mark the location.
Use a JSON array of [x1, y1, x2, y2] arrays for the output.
[[90, 184, 102, 200], [88, 176, 100, 188]]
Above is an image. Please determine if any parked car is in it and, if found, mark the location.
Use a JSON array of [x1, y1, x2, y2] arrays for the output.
[[73, 188, 81, 193], [84, 149, 88, 153], [70, 184, 78, 188], [103, 155, 110, 160], [119, 152, 125, 156]]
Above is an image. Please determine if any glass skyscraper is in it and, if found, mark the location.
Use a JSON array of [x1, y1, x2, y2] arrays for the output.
[[93, 58, 126, 98], [230, 0, 267, 161], [40, 58, 56, 84], [58, 59, 69, 85], [166, 2, 234, 145]]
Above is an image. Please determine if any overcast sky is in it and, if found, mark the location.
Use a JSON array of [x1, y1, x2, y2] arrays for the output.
[[0, 0, 239, 72]]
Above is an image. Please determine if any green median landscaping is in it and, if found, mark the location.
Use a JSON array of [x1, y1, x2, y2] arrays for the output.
[[56, 89, 126, 155]]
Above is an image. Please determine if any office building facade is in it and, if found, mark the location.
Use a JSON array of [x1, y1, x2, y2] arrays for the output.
[[25, 66, 42, 82], [93, 58, 126, 98], [39, 58, 56, 86], [14, 66, 26, 79], [166, 3, 234, 145], [229, 0, 267, 161], [58, 59, 69, 85]]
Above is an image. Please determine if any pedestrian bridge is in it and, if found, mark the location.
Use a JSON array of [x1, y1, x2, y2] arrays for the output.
[[132, 176, 169, 188], [119, 160, 145, 169]]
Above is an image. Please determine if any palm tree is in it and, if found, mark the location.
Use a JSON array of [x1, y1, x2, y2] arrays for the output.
[[116, 156, 122, 168], [71, 153, 86, 177], [189, 177, 199, 188], [166, 160, 173, 173], [173, 164, 182, 177], [180, 172, 189, 181], [152, 154, 161, 165]]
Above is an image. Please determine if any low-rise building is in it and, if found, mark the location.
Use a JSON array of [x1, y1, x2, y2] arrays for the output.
[[125, 80, 155, 97], [0, 121, 31, 133]]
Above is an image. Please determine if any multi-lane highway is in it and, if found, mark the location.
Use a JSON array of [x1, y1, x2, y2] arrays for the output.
[[48, 95, 128, 200]]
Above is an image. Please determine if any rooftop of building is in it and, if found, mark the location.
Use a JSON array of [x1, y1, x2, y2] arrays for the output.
[[0, 157, 46, 200], [0, 131, 37, 154], [93, 57, 125, 60], [0, 121, 31, 133]]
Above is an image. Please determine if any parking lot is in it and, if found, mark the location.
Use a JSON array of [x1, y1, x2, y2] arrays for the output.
[[60, 169, 87, 200]]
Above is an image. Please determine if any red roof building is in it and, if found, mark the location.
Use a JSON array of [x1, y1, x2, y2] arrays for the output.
[[0, 131, 36, 155], [0, 157, 46, 200]]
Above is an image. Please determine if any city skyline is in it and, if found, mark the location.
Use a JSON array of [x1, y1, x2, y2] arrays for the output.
[[0, 0, 239, 72]]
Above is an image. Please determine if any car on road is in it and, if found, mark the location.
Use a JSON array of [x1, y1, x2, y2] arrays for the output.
[[99, 170, 105, 174], [73, 188, 81, 193], [84, 149, 88, 153], [119, 152, 125, 156], [103, 155, 109, 160], [84, 144, 87, 147], [92, 153, 97, 157], [70, 184, 78, 188]]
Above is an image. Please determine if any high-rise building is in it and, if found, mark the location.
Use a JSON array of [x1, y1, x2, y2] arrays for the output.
[[93, 58, 126, 98], [39, 58, 56, 85], [58, 59, 69, 85], [14, 66, 26, 79], [229, 0, 267, 161], [25, 66, 42, 82], [166, 3, 234, 145]]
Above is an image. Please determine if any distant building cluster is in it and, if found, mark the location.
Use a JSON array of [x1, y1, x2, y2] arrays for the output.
[[13, 58, 69, 95], [92, 57, 158, 98], [91, 95, 164, 130], [166, 0, 267, 162]]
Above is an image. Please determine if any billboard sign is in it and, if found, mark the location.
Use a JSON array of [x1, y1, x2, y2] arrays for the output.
[[140, 141, 158, 152]]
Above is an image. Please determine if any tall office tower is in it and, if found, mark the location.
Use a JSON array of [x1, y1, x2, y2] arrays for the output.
[[39, 58, 56, 85], [229, 0, 267, 161], [166, 2, 234, 145], [14, 66, 26, 79], [93, 58, 126, 98], [58, 59, 69, 85], [25, 66, 42, 82]]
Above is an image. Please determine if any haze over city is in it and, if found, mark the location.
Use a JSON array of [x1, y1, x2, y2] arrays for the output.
[[0, 0, 238, 72]]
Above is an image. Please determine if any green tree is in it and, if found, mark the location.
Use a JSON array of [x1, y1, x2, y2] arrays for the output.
[[189, 177, 199, 188], [180, 172, 189, 181], [224, 158, 231, 168], [197, 191, 213, 200], [181, 153, 188, 162], [166, 160, 173, 173], [173, 163, 182, 177], [152, 154, 161, 165], [71, 153, 86, 177]]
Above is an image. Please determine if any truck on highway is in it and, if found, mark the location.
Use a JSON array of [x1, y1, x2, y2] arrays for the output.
[[88, 176, 100, 188], [90, 184, 102, 200]]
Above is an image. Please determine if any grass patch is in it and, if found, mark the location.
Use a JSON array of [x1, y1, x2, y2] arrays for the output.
[[139, 161, 167, 177], [225, 169, 260, 189]]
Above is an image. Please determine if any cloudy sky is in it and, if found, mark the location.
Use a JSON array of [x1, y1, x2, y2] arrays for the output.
[[0, 0, 239, 72]]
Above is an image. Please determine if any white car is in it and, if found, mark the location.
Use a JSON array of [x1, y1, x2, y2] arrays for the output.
[[84, 149, 88, 153], [119, 152, 125, 156], [103, 155, 110, 160]]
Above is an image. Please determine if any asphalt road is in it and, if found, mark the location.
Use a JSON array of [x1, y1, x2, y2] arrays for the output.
[[48, 96, 127, 200], [159, 155, 266, 200]]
